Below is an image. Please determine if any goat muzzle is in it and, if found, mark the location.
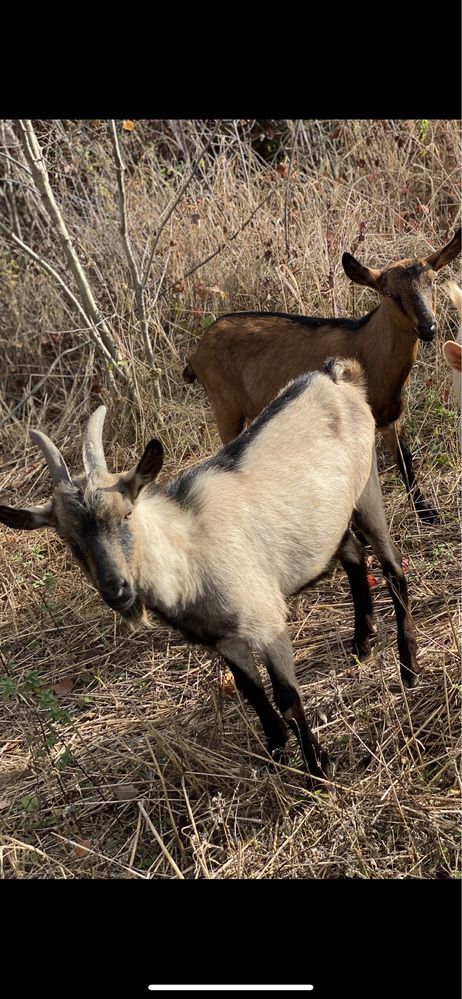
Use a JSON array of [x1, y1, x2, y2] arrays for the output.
[[416, 320, 437, 342]]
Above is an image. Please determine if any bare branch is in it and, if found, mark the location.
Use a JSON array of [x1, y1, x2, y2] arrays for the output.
[[16, 120, 123, 373], [284, 119, 302, 256], [0, 345, 82, 429], [141, 122, 220, 290], [0, 121, 25, 239], [108, 121, 154, 367], [0, 220, 128, 380], [160, 189, 274, 298]]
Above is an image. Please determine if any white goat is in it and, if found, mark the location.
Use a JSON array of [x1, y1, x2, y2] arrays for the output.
[[0, 358, 418, 785]]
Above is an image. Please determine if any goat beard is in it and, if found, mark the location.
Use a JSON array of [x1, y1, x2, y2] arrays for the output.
[[117, 595, 148, 629]]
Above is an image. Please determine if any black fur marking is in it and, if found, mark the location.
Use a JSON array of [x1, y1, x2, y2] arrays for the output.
[[150, 577, 238, 646], [217, 309, 376, 332], [166, 374, 312, 508], [67, 536, 90, 573]]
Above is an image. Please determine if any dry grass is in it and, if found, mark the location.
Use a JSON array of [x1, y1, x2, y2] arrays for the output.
[[0, 119, 460, 879]]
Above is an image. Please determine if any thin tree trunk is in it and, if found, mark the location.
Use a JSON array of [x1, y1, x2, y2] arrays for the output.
[[108, 120, 155, 367], [17, 120, 124, 376]]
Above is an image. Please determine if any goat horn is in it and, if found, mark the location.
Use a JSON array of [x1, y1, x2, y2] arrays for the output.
[[83, 405, 108, 477], [29, 429, 72, 487]]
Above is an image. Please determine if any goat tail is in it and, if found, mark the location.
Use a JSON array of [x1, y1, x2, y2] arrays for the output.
[[323, 356, 366, 390], [183, 357, 197, 383]]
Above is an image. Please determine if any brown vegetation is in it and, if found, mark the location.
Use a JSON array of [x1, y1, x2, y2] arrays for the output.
[[0, 119, 460, 879]]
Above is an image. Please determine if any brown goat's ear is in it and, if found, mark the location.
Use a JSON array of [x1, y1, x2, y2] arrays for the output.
[[342, 252, 381, 289], [122, 439, 164, 500], [425, 228, 461, 271], [443, 340, 462, 373], [0, 501, 55, 531]]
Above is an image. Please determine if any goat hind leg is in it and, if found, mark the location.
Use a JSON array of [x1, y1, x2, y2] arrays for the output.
[[338, 528, 376, 658], [353, 453, 419, 687], [211, 396, 245, 445]]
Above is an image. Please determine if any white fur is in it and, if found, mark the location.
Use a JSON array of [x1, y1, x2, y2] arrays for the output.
[[443, 282, 461, 444], [133, 367, 375, 648]]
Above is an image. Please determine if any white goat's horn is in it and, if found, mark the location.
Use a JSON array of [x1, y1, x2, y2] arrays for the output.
[[29, 429, 72, 487], [83, 405, 108, 477]]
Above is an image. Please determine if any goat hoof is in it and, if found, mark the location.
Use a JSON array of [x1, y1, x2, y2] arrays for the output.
[[270, 745, 290, 766], [352, 637, 371, 658], [307, 749, 332, 791], [416, 501, 439, 525], [402, 668, 419, 689], [268, 727, 290, 762]]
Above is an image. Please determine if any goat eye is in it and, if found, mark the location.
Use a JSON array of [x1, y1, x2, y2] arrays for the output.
[[124, 509, 132, 520]]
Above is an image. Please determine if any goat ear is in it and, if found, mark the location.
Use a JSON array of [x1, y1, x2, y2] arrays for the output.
[[425, 228, 461, 271], [447, 281, 462, 321], [0, 501, 55, 531], [123, 439, 164, 499], [342, 252, 380, 289], [137, 439, 164, 479], [443, 340, 462, 373]]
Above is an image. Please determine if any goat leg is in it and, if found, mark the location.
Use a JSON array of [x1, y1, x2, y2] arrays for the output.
[[216, 637, 290, 756], [261, 630, 331, 788], [338, 528, 376, 657], [353, 453, 419, 687], [381, 422, 439, 525]]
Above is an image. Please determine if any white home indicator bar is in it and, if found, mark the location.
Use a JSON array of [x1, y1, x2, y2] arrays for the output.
[[148, 988, 314, 992]]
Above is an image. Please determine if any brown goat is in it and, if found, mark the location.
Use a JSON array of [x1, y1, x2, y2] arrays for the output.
[[184, 229, 461, 524]]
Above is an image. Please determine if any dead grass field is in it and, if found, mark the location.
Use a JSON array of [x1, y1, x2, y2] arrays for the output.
[[0, 119, 460, 879]]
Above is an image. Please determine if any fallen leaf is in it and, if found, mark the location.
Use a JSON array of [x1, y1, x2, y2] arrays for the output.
[[195, 283, 227, 300], [367, 575, 379, 589], [402, 557, 410, 573], [50, 677, 75, 696], [20, 794, 40, 812], [219, 670, 236, 697], [73, 838, 92, 858], [122, 120, 135, 131], [191, 213, 201, 226], [0, 799, 9, 810]]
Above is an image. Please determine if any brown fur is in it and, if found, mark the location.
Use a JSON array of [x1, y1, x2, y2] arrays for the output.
[[184, 230, 461, 520]]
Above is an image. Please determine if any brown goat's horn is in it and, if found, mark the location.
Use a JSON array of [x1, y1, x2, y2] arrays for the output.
[[83, 405, 108, 477], [29, 429, 72, 487]]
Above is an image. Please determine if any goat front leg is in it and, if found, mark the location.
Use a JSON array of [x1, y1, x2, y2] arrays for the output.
[[216, 637, 290, 757], [380, 421, 439, 525], [353, 451, 419, 687], [338, 528, 376, 658], [261, 630, 330, 787]]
